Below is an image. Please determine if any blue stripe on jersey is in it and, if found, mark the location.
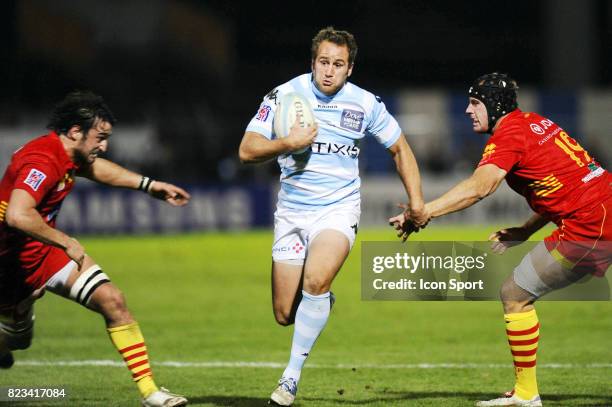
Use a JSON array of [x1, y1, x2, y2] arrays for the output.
[[246, 73, 401, 209]]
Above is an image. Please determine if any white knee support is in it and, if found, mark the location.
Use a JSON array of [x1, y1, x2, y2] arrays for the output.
[[69, 265, 111, 306], [513, 252, 550, 298]]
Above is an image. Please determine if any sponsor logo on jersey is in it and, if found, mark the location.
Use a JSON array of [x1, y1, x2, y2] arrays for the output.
[[316, 104, 338, 110], [273, 242, 305, 255], [538, 127, 561, 145], [531, 119, 555, 135], [293, 242, 304, 254], [481, 143, 496, 160], [581, 165, 605, 183], [340, 109, 364, 132], [311, 141, 360, 158], [530, 123, 545, 135], [265, 88, 279, 105], [256, 104, 272, 122], [23, 168, 47, 192]]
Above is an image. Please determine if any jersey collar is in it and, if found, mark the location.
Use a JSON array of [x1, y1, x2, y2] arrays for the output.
[[310, 73, 346, 102], [50, 131, 79, 171], [493, 109, 522, 132]]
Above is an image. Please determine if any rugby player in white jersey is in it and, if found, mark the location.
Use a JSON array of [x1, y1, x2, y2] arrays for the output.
[[239, 26, 429, 406]]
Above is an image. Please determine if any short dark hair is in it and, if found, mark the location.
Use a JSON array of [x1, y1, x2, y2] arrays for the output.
[[311, 26, 358, 66], [47, 90, 116, 135]]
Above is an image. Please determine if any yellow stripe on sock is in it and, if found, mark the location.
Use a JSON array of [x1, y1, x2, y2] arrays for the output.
[[504, 310, 539, 400], [107, 322, 159, 398]]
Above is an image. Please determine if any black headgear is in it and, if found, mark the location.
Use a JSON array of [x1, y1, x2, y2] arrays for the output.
[[468, 72, 518, 132]]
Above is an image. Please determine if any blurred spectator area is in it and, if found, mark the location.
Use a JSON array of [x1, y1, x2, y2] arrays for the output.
[[0, 0, 610, 182], [0, 0, 235, 181], [2, 89, 610, 177], [355, 88, 612, 175]]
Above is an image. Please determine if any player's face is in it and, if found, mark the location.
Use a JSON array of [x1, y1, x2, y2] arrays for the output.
[[466, 97, 489, 133], [312, 40, 353, 96], [76, 119, 112, 164]]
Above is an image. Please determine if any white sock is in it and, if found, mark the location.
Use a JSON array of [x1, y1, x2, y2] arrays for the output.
[[281, 290, 331, 383]]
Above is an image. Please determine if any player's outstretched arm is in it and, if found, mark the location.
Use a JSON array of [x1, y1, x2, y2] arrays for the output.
[[6, 189, 85, 268], [489, 213, 550, 254], [239, 117, 317, 164], [79, 157, 142, 188], [427, 164, 507, 218], [79, 158, 190, 206], [387, 134, 428, 226], [392, 163, 509, 241]]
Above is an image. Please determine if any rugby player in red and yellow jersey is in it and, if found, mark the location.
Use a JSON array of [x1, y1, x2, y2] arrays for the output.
[[391, 73, 611, 407], [0, 91, 190, 407]]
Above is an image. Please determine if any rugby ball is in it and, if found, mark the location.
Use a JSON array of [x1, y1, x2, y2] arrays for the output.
[[273, 92, 316, 154]]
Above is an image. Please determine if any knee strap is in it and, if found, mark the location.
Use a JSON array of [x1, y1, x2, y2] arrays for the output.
[[69, 265, 111, 306]]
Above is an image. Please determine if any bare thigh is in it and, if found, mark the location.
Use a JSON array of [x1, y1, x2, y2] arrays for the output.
[[271, 262, 303, 325], [302, 229, 350, 295]]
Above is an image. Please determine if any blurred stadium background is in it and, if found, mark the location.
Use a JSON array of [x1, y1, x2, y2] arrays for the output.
[[0, 0, 611, 234]]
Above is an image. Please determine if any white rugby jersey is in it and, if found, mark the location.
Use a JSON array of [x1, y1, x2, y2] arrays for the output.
[[246, 73, 401, 210]]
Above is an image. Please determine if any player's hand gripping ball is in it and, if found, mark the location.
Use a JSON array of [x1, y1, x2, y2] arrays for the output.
[[273, 92, 316, 154]]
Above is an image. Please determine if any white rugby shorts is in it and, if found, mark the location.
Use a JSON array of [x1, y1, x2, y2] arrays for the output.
[[272, 200, 360, 262]]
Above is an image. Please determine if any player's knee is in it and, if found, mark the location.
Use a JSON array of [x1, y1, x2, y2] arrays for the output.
[[500, 281, 518, 311], [499, 278, 514, 302], [100, 288, 128, 314], [303, 276, 329, 295], [274, 314, 292, 327], [501, 299, 521, 314], [500, 281, 534, 313], [91, 286, 131, 323], [273, 307, 294, 326]]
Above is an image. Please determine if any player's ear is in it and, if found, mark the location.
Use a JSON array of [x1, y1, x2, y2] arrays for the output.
[[66, 125, 84, 141], [347, 64, 354, 77]]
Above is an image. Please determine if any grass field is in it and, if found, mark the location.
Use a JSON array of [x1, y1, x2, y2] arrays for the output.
[[1, 226, 610, 406]]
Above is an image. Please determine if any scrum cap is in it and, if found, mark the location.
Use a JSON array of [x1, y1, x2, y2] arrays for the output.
[[468, 73, 518, 132]]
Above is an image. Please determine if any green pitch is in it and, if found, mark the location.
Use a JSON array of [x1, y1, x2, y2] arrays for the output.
[[1, 226, 610, 406]]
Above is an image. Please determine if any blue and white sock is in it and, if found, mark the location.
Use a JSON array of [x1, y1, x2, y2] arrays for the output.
[[281, 290, 331, 383]]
